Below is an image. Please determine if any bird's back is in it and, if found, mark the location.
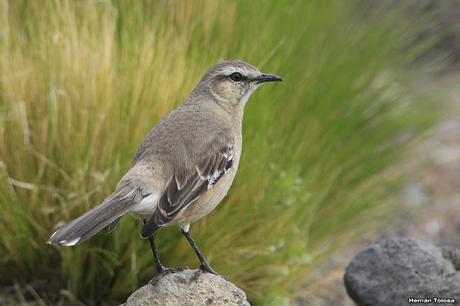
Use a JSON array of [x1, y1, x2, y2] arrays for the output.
[[132, 99, 237, 172]]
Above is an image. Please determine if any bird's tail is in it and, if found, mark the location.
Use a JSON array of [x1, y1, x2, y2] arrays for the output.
[[47, 185, 142, 246]]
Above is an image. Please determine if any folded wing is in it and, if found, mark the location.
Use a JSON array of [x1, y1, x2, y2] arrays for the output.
[[141, 145, 234, 237]]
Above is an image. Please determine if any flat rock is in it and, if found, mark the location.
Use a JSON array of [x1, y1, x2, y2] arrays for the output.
[[344, 237, 460, 306], [124, 269, 250, 306]]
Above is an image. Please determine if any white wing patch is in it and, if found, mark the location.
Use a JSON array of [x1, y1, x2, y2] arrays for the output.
[[207, 170, 221, 189], [207, 152, 233, 189], [193, 150, 233, 190]]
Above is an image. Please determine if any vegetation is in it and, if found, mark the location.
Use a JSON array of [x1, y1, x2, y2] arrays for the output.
[[0, 0, 441, 304]]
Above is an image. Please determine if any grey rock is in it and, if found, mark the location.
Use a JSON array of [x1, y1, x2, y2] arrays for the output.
[[344, 237, 460, 306], [442, 246, 460, 271], [124, 269, 250, 306]]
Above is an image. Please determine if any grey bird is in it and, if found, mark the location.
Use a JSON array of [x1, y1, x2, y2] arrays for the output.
[[47, 59, 282, 275]]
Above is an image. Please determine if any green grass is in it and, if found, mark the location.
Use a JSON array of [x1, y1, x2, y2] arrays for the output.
[[0, 0, 442, 304]]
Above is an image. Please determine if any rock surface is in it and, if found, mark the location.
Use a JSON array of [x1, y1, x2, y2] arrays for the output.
[[344, 237, 460, 306], [124, 269, 250, 306]]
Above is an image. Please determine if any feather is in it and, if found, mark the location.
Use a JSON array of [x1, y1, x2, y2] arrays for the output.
[[141, 145, 234, 238], [47, 185, 142, 246]]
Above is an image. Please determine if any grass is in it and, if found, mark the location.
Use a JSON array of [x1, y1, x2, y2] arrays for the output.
[[0, 0, 442, 304]]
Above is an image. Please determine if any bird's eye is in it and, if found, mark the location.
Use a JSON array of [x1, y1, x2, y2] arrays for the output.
[[229, 72, 243, 82]]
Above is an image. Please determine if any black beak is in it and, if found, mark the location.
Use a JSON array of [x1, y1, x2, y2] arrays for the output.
[[252, 73, 283, 84]]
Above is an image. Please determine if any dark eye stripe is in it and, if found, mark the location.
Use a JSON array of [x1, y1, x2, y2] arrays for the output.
[[228, 72, 246, 82]]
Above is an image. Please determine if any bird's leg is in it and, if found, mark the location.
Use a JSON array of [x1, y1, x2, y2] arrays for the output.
[[180, 228, 222, 277], [143, 220, 175, 276], [146, 234, 170, 274]]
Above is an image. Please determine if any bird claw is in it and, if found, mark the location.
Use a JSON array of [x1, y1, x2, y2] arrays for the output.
[[158, 266, 189, 275], [158, 267, 177, 275], [191, 268, 204, 282], [174, 266, 189, 272], [150, 266, 189, 285], [191, 264, 227, 281]]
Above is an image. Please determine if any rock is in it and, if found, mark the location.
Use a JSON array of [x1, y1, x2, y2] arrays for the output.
[[344, 237, 460, 306], [442, 246, 460, 271], [124, 269, 250, 306]]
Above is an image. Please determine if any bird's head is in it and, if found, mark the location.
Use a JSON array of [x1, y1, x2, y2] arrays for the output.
[[197, 60, 282, 110]]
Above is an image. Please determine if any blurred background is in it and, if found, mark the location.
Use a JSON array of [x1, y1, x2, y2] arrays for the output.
[[0, 0, 459, 305]]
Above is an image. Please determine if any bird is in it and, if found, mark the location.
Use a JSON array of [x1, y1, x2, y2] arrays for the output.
[[47, 59, 282, 276]]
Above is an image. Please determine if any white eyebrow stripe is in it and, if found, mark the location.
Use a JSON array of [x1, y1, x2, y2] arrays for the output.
[[220, 67, 243, 75]]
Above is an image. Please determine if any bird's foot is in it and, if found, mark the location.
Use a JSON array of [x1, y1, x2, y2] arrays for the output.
[[174, 266, 189, 272], [158, 267, 177, 275], [191, 263, 227, 281], [158, 266, 189, 275], [150, 266, 189, 285], [199, 262, 219, 275]]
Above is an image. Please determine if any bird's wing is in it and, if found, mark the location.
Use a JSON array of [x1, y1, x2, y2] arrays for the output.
[[141, 144, 234, 237]]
